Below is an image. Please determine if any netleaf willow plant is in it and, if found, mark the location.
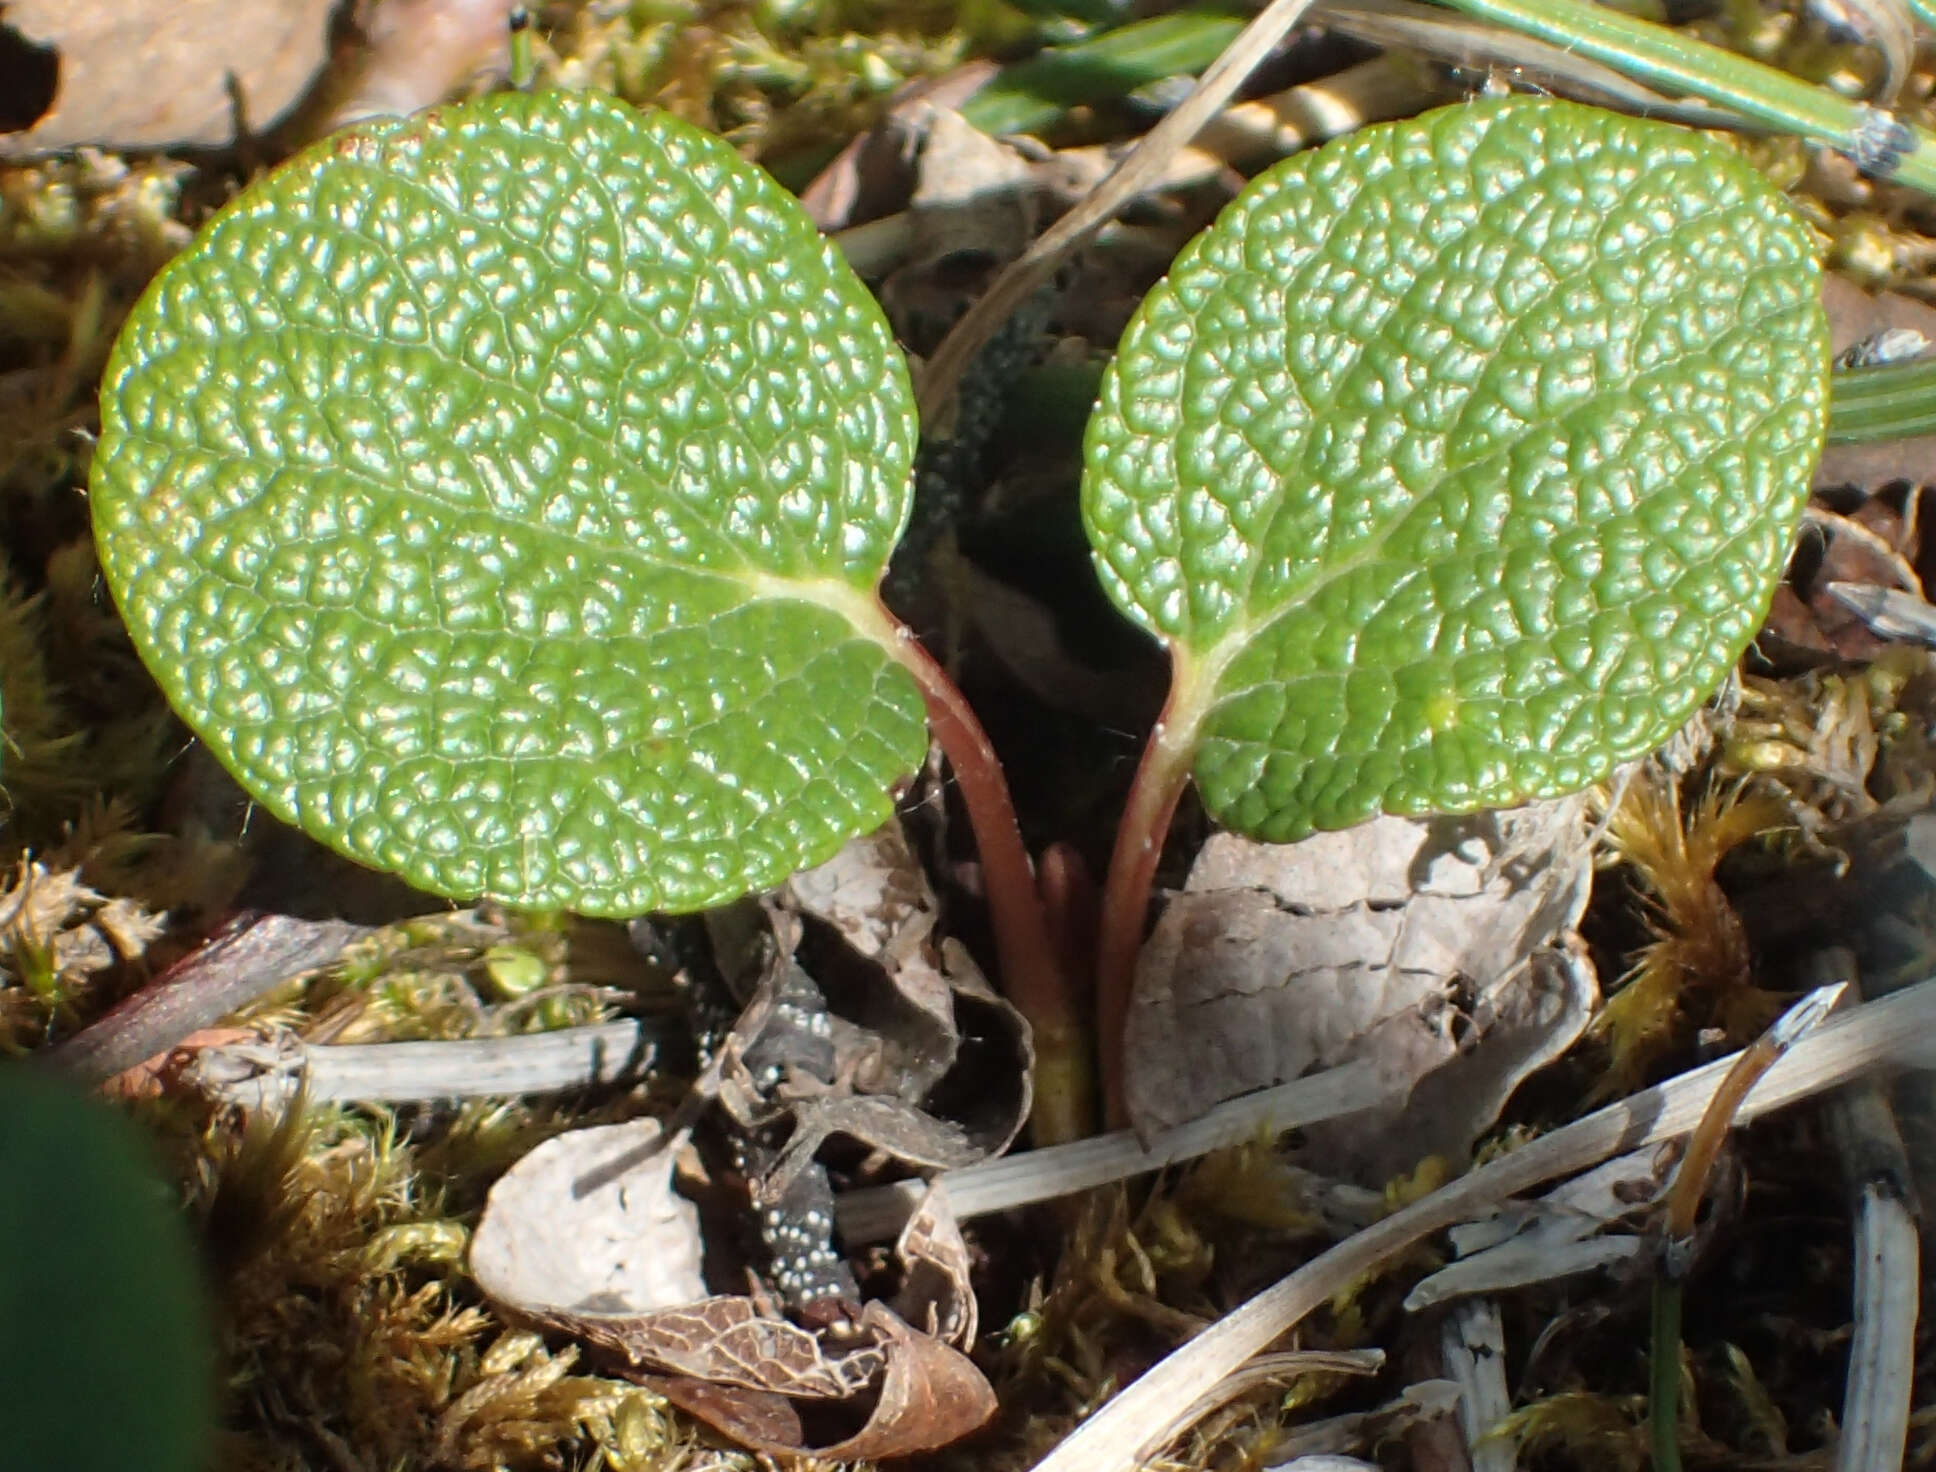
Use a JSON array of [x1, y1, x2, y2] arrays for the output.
[[91, 87, 1827, 1139]]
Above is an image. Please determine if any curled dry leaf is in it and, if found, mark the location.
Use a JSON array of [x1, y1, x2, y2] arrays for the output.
[[1765, 498, 1918, 662], [890, 1184, 978, 1349], [472, 1117, 997, 1456], [787, 824, 957, 1090], [0, 0, 339, 155], [332, 0, 521, 128], [472, 1117, 885, 1396], [903, 107, 1041, 269], [800, 62, 1000, 231], [648, 1302, 996, 1461], [784, 822, 1032, 1160], [1125, 800, 1593, 1169]]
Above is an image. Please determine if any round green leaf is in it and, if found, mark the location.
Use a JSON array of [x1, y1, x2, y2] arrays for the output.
[[0, 1067, 215, 1472], [1083, 97, 1826, 841], [92, 90, 928, 914]]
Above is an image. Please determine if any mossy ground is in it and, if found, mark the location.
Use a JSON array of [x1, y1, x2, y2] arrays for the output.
[[6, 1, 1936, 1467]]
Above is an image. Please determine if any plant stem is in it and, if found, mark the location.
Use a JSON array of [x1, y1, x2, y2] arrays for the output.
[[885, 625, 1092, 1145], [1650, 1275, 1686, 1472], [1094, 674, 1205, 1128], [1431, 0, 1936, 192]]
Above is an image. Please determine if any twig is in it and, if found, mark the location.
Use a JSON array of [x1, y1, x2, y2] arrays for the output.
[[1026, 973, 1936, 1472], [48, 912, 376, 1087], [914, 0, 1326, 423]]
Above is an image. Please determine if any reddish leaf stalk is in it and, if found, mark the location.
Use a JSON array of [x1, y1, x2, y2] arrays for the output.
[[1093, 684, 1200, 1129], [886, 626, 1091, 1145]]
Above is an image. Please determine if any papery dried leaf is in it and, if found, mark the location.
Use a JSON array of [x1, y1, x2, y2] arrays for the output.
[[1764, 499, 1918, 662], [799, 62, 1000, 232], [473, 1117, 887, 1397], [333, 0, 520, 128], [1371, 940, 1599, 1177], [780, 828, 1031, 1165], [765, 1094, 986, 1200], [787, 822, 958, 1093], [644, 1378, 807, 1454], [0, 0, 339, 154], [646, 1303, 995, 1459], [890, 1184, 977, 1349], [1126, 801, 1591, 1162], [569, 1295, 885, 1400], [470, 1118, 708, 1323], [903, 107, 1040, 267]]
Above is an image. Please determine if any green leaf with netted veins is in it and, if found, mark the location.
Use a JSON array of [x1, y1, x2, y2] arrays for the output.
[[91, 90, 927, 914], [1083, 97, 1827, 841]]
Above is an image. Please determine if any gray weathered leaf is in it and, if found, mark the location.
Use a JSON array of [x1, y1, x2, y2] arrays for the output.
[[1126, 798, 1593, 1159]]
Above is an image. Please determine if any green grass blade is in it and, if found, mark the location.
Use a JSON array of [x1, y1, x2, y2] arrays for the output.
[[1430, 0, 1936, 192]]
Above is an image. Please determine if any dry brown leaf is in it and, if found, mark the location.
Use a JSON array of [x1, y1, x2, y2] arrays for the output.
[[469, 1117, 708, 1320], [784, 824, 1032, 1161], [904, 107, 1040, 266], [473, 1114, 998, 1454], [1125, 801, 1592, 1170], [889, 1184, 977, 1349], [646, 1303, 996, 1461], [575, 1296, 886, 1399], [800, 62, 1000, 231], [332, 0, 520, 128], [472, 1117, 887, 1396], [1764, 498, 1919, 662], [0, 0, 339, 155]]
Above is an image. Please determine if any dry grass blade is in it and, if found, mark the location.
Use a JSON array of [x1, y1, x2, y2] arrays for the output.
[[1818, 952, 1919, 1472], [1168, 1348, 1383, 1444], [1443, 1300, 1514, 1472], [1826, 580, 1936, 646], [1838, 1176, 1917, 1470], [836, 1059, 1389, 1242], [1027, 973, 1936, 1472], [187, 1018, 670, 1108], [914, 0, 1324, 423]]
